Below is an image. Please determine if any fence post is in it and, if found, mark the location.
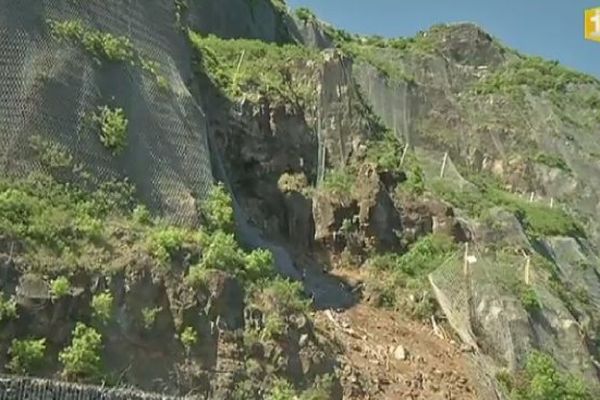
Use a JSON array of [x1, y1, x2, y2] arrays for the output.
[[400, 143, 409, 166], [529, 192, 535, 203], [525, 255, 531, 285], [550, 197, 554, 208], [440, 152, 448, 178], [463, 242, 469, 277]]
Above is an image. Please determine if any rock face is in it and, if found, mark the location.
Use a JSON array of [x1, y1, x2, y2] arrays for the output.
[[355, 163, 402, 251]]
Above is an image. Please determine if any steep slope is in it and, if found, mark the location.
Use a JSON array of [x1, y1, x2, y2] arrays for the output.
[[1, 1, 600, 400]]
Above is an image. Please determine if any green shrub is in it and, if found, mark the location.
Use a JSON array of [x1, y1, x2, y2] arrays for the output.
[[405, 165, 425, 195], [7, 338, 47, 374], [266, 378, 297, 400], [142, 306, 162, 329], [533, 153, 571, 173], [146, 226, 192, 263], [91, 291, 113, 323], [321, 168, 356, 197], [93, 106, 128, 154], [244, 248, 275, 282], [200, 183, 235, 233], [199, 230, 245, 273], [520, 286, 540, 312], [259, 278, 311, 315], [508, 351, 592, 400], [369, 233, 457, 277], [59, 323, 103, 380], [132, 204, 152, 224], [179, 326, 198, 354], [0, 292, 18, 321], [50, 276, 71, 299], [365, 131, 405, 172], [295, 7, 316, 23]]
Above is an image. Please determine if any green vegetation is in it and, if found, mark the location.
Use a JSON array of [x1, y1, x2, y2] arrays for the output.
[[50, 276, 71, 299], [266, 379, 296, 400], [340, 43, 415, 83], [29, 136, 73, 170], [142, 306, 162, 329], [473, 56, 598, 97], [188, 31, 321, 106], [48, 19, 168, 90], [520, 286, 540, 312], [93, 106, 128, 155], [0, 292, 18, 321], [499, 351, 592, 400], [179, 326, 198, 354], [186, 230, 275, 284], [7, 338, 47, 375], [533, 153, 571, 173], [48, 19, 134, 61], [366, 233, 457, 319], [0, 171, 206, 277], [252, 278, 311, 339], [264, 374, 334, 400], [200, 182, 235, 233], [146, 225, 199, 264], [321, 168, 356, 198], [59, 323, 103, 380], [333, 25, 454, 83], [295, 7, 317, 23], [430, 176, 583, 238], [132, 204, 152, 225], [365, 131, 405, 172], [91, 291, 113, 323]]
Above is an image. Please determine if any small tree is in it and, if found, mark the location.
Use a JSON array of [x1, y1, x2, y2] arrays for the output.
[[91, 291, 113, 323], [179, 326, 198, 354], [50, 276, 71, 299], [7, 338, 46, 374], [0, 292, 18, 321], [200, 183, 234, 233], [59, 323, 102, 380]]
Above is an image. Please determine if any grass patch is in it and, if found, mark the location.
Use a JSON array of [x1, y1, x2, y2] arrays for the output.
[[365, 233, 457, 319], [48, 19, 169, 90], [533, 153, 571, 173], [430, 176, 583, 238], [0, 172, 202, 275], [320, 168, 356, 198]]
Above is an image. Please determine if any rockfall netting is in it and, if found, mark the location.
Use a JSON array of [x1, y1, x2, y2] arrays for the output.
[[0, 375, 189, 400], [0, 0, 214, 223]]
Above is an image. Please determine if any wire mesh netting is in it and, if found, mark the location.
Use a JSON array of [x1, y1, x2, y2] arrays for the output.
[[0, 0, 214, 223]]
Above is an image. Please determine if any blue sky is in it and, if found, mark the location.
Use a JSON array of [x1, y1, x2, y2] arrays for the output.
[[287, 0, 600, 77]]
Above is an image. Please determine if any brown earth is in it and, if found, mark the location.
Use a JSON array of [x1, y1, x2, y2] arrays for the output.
[[314, 302, 480, 400]]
